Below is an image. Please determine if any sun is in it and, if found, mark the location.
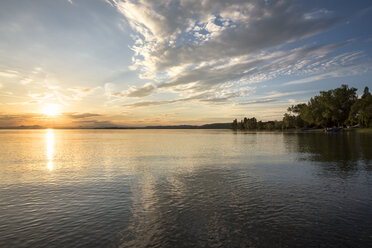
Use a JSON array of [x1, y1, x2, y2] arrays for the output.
[[42, 103, 61, 116]]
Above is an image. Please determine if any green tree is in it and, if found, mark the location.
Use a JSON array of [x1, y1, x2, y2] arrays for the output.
[[286, 85, 357, 128], [283, 113, 296, 129], [264, 122, 274, 130], [285, 103, 307, 128], [316, 85, 357, 126], [348, 87, 372, 127], [274, 121, 283, 130]]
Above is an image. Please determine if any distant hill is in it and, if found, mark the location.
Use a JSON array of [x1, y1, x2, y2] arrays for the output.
[[142, 123, 231, 129], [0, 123, 232, 129], [199, 123, 232, 129]]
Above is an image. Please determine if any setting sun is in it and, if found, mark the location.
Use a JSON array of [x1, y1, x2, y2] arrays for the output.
[[42, 103, 61, 116]]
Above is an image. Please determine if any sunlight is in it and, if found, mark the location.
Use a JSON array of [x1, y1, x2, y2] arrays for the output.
[[43, 103, 61, 116], [47, 161, 54, 171], [46, 129, 54, 171]]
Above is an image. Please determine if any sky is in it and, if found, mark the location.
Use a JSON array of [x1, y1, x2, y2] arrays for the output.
[[0, 0, 372, 127]]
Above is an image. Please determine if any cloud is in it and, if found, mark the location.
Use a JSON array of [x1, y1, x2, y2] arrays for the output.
[[20, 78, 33, 85], [109, 0, 341, 92], [64, 112, 102, 119], [104, 83, 115, 98], [29, 92, 54, 100], [0, 112, 113, 128], [239, 99, 278, 105], [126, 83, 156, 97], [0, 67, 100, 107], [0, 115, 18, 121], [282, 63, 370, 86], [104, 0, 114, 7], [0, 113, 43, 127], [114, 0, 337, 73], [283, 73, 335, 86], [122, 99, 175, 108], [258, 90, 315, 99], [121, 87, 253, 108], [7, 100, 42, 105], [27, 85, 99, 105], [107, 0, 372, 108], [122, 92, 209, 108], [112, 83, 156, 98], [236, 90, 315, 105], [0, 70, 19, 78], [154, 42, 364, 96], [71, 120, 117, 127], [27, 86, 99, 104], [68, 87, 99, 100]]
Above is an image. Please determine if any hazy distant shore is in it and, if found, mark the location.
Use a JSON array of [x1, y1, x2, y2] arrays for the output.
[[1, 125, 371, 134], [0, 123, 231, 130]]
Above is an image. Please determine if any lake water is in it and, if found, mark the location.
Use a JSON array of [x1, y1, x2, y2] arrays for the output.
[[0, 129, 371, 247]]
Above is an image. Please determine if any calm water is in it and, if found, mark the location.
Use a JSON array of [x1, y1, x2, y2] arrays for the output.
[[0, 129, 371, 247]]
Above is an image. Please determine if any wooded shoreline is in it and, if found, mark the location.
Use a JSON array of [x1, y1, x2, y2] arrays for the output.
[[232, 85, 372, 131]]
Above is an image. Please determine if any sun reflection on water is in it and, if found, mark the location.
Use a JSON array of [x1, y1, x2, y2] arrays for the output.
[[46, 129, 54, 171]]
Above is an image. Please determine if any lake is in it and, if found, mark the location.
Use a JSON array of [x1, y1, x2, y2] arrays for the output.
[[0, 129, 371, 247]]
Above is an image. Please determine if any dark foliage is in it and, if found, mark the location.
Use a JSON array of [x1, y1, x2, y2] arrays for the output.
[[232, 85, 372, 130]]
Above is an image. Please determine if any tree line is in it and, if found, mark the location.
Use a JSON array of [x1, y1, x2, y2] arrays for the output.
[[232, 85, 372, 130]]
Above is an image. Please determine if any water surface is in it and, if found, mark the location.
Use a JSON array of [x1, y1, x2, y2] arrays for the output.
[[0, 129, 371, 247]]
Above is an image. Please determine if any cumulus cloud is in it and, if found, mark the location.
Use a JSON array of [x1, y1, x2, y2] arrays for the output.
[[107, 1, 371, 102], [113, 0, 336, 73], [109, 0, 342, 85], [106, 0, 370, 109]]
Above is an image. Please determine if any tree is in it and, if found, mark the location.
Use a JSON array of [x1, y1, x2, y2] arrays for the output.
[[257, 121, 264, 130], [285, 85, 358, 128], [362, 87, 370, 99], [264, 122, 274, 130], [232, 85, 369, 130], [274, 121, 283, 130], [285, 104, 307, 128], [348, 87, 372, 127], [283, 113, 296, 129], [232, 119, 238, 130]]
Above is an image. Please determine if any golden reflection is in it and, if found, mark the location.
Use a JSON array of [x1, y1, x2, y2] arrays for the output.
[[46, 129, 54, 171]]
